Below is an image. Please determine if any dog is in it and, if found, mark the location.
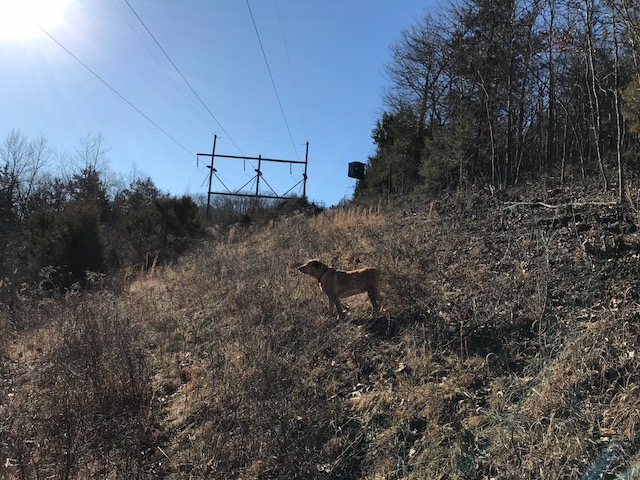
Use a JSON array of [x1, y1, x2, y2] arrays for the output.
[[298, 259, 380, 318]]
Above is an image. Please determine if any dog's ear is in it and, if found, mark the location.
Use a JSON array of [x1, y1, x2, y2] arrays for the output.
[[298, 259, 313, 270]]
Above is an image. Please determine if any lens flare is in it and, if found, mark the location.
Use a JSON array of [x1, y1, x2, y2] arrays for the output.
[[0, 0, 71, 40]]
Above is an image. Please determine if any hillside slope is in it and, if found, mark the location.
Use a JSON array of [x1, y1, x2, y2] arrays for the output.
[[3, 186, 640, 479]]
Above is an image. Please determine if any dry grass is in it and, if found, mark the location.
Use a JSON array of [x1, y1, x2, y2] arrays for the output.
[[3, 187, 640, 478], [0, 292, 152, 479]]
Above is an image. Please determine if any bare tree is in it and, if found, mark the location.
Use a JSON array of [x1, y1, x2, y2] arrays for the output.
[[0, 129, 51, 220], [384, 14, 447, 131], [607, 0, 626, 202], [583, 0, 609, 189], [59, 133, 123, 201], [0, 130, 52, 287]]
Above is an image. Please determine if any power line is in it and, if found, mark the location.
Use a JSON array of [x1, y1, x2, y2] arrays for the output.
[[39, 25, 194, 157], [275, 0, 307, 141], [109, 0, 214, 133], [245, 0, 300, 160], [122, 0, 246, 156]]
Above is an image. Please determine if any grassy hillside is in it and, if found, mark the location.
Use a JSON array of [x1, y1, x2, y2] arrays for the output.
[[3, 185, 640, 479]]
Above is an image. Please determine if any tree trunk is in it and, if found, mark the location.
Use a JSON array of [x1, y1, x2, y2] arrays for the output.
[[584, 0, 609, 190], [611, 3, 625, 203]]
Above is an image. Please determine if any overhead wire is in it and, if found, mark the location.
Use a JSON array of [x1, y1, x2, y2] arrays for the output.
[[245, 0, 300, 161], [38, 25, 194, 158], [122, 0, 247, 158], [275, 0, 307, 147], [124, 0, 307, 197], [74, 1, 305, 198], [109, 0, 215, 134], [272, 2, 308, 188], [274, 1, 306, 181]]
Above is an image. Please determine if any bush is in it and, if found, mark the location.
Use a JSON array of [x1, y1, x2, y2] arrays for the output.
[[206, 195, 323, 229], [17, 173, 204, 290], [0, 293, 153, 478], [26, 202, 105, 290], [153, 195, 203, 254]]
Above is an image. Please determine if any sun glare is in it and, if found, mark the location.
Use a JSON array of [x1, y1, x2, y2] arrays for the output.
[[0, 0, 70, 40]]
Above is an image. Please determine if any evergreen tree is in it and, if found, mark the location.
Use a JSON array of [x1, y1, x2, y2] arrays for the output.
[[356, 107, 423, 199]]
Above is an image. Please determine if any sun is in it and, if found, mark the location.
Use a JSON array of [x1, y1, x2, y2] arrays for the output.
[[0, 0, 71, 40]]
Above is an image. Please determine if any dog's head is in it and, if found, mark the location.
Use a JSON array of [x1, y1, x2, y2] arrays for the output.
[[298, 259, 327, 278]]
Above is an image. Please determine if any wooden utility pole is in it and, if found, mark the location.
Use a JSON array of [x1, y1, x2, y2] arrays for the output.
[[303, 142, 309, 198], [255, 155, 262, 198], [206, 134, 217, 219]]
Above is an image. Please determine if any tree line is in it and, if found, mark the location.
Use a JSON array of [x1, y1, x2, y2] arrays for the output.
[[0, 130, 202, 297], [356, 0, 640, 201]]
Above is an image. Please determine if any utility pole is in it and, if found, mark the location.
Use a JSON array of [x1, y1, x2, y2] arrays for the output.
[[255, 155, 262, 197], [303, 142, 309, 198], [206, 134, 217, 218]]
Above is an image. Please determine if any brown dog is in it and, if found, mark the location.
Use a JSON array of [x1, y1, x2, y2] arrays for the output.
[[298, 259, 380, 318]]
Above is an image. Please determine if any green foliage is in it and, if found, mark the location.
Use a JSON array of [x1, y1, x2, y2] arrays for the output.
[[153, 195, 203, 256], [207, 195, 323, 227], [0, 165, 18, 282], [0, 164, 16, 226], [113, 178, 163, 266], [112, 183, 204, 269], [262, 195, 323, 220], [421, 116, 475, 189], [26, 202, 105, 289], [356, 0, 640, 203], [68, 166, 109, 214], [20, 166, 110, 289], [0, 131, 205, 292], [355, 107, 423, 200]]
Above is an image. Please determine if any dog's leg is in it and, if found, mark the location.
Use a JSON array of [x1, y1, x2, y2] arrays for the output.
[[368, 288, 380, 313], [335, 297, 346, 319], [327, 295, 337, 317]]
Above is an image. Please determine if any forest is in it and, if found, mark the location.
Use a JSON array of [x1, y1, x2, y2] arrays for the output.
[[0, 131, 203, 297], [356, 0, 640, 202]]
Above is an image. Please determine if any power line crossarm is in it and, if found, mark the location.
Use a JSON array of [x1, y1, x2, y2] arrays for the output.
[[197, 153, 306, 164]]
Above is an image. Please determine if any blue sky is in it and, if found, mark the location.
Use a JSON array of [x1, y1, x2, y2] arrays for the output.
[[0, 0, 436, 206]]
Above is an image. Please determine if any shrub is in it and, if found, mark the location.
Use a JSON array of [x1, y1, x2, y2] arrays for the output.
[[0, 293, 153, 478], [153, 195, 203, 255], [26, 202, 105, 290], [206, 195, 323, 229]]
